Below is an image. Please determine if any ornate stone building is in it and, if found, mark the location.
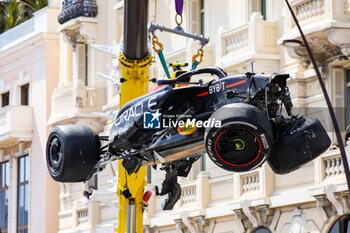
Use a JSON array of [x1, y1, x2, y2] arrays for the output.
[[49, 0, 350, 233], [0, 4, 61, 233]]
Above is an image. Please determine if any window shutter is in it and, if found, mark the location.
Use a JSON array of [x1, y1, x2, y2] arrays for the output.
[[77, 44, 86, 85], [332, 68, 346, 131], [190, 0, 200, 34]]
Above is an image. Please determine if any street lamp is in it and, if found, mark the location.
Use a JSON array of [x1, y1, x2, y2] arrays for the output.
[[282, 39, 303, 47]]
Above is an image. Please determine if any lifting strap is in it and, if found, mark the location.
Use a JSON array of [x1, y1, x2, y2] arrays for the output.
[[191, 48, 203, 71], [175, 0, 183, 26], [152, 36, 171, 79], [152, 35, 204, 78]]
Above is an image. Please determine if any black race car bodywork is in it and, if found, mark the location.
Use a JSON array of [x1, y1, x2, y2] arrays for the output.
[[46, 67, 331, 210]]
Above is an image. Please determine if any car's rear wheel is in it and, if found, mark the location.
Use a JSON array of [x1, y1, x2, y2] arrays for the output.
[[46, 125, 100, 182], [205, 103, 273, 172]]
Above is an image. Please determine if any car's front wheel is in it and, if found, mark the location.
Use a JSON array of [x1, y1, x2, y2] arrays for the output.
[[46, 125, 100, 182], [204, 103, 273, 172]]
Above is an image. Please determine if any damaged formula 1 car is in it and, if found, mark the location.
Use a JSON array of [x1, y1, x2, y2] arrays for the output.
[[46, 67, 331, 210]]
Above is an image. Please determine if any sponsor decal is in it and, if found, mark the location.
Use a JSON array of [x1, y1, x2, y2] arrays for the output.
[[143, 110, 161, 129], [177, 124, 197, 135], [143, 112, 222, 132]]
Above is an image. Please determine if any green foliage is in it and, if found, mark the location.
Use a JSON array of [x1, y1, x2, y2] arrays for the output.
[[0, 0, 27, 32], [20, 0, 47, 12], [0, 3, 5, 33], [0, 0, 47, 34]]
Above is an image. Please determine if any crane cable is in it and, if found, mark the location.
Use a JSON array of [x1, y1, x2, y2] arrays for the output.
[[285, 0, 350, 192], [151, 35, 204, 77], [150, 0, 204, 79], [151, 36, 171, 79]]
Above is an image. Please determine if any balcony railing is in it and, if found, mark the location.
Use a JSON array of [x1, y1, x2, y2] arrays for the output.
[[58, 201, 100, 231], [223, 26, 249, 56], [314, 148, 348, 186], [293, 0, 325, 23], [287, 0, 350, 30], [170, 172, 211, 211], [178, 181, 197, 210], [0, 106, 33, 147], [241, 172, 260, 195], [235, 163, 274, 199], [324, 156, 344, 179], [216, 13, 278, 70], [77, 207, 89, 225]]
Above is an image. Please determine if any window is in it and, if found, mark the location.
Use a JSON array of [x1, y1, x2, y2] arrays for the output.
[[20, 84, 29, 106], [1, 92, 9, 107], [189, 0, 204, 35], [0, 161, 9, 233], [201, 154, 206, 171], [200, 0, 204, 35], [328, 215, 350, 233], [253, 227, 272, 233], [77, 43, 89, 86], [332, 68, 346, 132], [17, 156, 29, 233], [86, 174, 98, 190], [346, 70, 350, 126], [248, 0, 266, 20]]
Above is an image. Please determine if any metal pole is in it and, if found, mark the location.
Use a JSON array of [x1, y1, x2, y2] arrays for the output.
[[124, 0, 149, 59], [284, 0, 350, 191], [148, 23, 210, 46], [132, 202, 136, 233], [126, 202, 132, 233]]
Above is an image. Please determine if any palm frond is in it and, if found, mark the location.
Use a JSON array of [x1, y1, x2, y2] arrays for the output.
[[20, 0, 47, 11], [1, 0, 28, 31]]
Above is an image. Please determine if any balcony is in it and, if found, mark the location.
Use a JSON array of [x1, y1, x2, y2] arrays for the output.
[[58, 16, 98, 50], [0, 7, 60, 52], [235, 163, 275, 200], [216, 13, 279, 74], [174, 172, 211, 211], [283, 0, 350, 39], [48, 83, 105, 130], [315, 149, 347, 185], [279, 0, 350, 66], [0, 106, 33, 147], [58, 201, 100, 232]]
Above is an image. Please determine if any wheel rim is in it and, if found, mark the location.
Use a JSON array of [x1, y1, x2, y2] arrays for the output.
[[48, 135, 62, 174], [214, 127, 262, 167]]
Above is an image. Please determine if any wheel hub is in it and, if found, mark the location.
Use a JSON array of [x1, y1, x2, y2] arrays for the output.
[[49, 137, 62, 172], [215, 127, 261, 166], [233, 138, 245, 150]]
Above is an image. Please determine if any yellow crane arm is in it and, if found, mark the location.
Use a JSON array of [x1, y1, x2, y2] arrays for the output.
[[116, 52, 152, 233]]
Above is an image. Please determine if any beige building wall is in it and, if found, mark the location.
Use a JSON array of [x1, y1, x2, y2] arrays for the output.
[[0, 7, 60, 233], [50, 0, 350, 233]]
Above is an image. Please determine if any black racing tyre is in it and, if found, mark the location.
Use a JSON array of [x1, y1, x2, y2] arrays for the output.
[[46, 125, 100, 182], [204, 103, 273, 172], [267, 117, 331, 174]]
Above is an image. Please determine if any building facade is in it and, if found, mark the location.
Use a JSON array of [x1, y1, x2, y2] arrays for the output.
[[0, 4, 61, 233], [49, 0, 350, 233]]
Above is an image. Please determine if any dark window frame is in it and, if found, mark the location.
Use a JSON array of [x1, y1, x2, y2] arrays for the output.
[[0, 161, 9, 233], [20, 84, 29, 106], [17, 155, 29, 233], [1, 92, 10, 108], [200, 0, 205, 35], [249, 0, 267, 21]]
